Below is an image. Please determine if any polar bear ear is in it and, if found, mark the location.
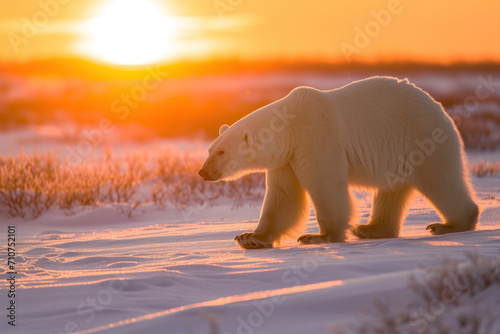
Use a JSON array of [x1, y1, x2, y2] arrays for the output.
[[243, 130, 254, 146], [219, 124, 229, 136]]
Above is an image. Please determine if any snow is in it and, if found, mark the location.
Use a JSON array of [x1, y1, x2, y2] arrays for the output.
[[1, 134, 499, 334]]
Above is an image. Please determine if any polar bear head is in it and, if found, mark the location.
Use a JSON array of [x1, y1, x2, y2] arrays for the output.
[[198, 93, 298, 182], [198, 122, 263, 182]]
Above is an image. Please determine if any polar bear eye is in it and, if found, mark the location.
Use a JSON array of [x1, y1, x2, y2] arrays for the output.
[[216, 150, 225, 156]]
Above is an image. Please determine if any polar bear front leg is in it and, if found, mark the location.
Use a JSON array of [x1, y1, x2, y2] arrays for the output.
[[235, 164, 309, 249], [298, 182, 354, 245]]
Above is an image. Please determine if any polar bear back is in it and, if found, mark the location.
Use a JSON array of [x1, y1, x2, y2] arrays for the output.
[[292, 77, 463, 190]]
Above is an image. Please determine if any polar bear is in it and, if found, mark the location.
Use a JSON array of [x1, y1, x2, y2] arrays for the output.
[[198, 77, 479, 249]]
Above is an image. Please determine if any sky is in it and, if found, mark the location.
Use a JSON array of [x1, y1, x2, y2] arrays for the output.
[[0, 0, 499, 65]]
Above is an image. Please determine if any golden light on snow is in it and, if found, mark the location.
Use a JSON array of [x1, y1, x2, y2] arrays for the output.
[[75, 279, 344, 333], [84, 0, 174, 65]]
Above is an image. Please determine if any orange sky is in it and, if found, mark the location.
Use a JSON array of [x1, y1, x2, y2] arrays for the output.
[[0, 0, 499, 65]]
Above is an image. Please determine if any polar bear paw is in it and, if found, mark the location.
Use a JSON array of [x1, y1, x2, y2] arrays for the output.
[[234, 232, 273, 249], [351, 224, 397, 239], [297, 234, 329, 244], [426, 223, 465, 235]]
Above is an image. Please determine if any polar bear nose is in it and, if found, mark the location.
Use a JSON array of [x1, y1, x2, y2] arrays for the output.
[[198, 168, 209, 180]]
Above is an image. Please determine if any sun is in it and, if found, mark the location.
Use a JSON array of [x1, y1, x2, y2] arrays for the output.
[[85, 0, 174, 65]]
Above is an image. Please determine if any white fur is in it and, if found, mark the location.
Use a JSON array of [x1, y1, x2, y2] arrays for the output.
[[200, 77, 479, 249]]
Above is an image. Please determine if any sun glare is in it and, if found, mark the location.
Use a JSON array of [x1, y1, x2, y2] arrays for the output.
[[85, 0, 173, 65]]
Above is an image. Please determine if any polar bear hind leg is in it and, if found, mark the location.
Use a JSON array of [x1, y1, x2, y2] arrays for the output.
[[412, 157, 479, 235], [352, 185, 415, 239], [417, 178, 478, 235]]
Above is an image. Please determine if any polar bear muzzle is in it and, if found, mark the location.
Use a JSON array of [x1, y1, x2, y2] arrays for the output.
[[198, 168, 222, 181], [198, 156, 223, 181]]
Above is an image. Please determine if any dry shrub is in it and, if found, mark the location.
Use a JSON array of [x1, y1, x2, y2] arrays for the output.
[[332, 252, 500, 334], [470, 160, 500, 177], [0, 147, 264, 220]]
